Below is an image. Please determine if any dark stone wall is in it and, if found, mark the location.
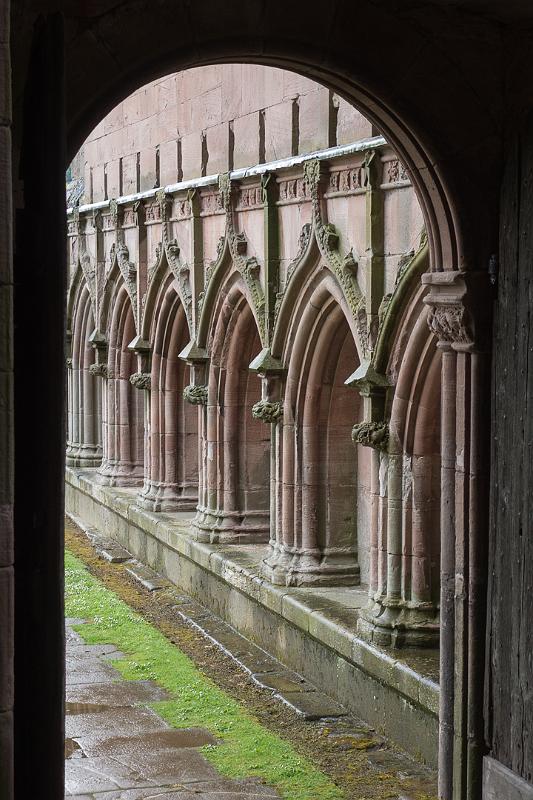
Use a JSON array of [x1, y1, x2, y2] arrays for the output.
[[13, 14, 66, 800]]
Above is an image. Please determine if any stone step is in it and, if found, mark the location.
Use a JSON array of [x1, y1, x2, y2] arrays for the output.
[[177, 601, 349, 721], [81, 526, 133, 563], [125, 561, 172, 591]]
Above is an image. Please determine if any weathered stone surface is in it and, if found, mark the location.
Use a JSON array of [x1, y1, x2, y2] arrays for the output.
[[280, 691, 347, 721], [125, 561, 171, 591]]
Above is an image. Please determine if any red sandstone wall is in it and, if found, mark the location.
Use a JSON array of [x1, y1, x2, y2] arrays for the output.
[[71, 65, 373, 203]]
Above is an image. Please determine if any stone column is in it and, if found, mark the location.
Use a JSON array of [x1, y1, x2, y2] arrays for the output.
[[180, 342, 209, 526], [352, 356, 441, 647], [421, 270, 491, 800]]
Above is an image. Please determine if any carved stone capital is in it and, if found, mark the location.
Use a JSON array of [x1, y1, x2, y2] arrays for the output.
[[352, 421, 389, 451], [130, 372, 151, 390], [252, 399, 283, 424], [89, 363, 113, 379], [422, 270, 491, 352], [183, 384, 208, 405]]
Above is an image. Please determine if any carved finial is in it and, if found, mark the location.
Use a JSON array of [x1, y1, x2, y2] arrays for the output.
[[252, 399, 283, 424], [183, 384, 208, 405], [351, 421, 389, 451]]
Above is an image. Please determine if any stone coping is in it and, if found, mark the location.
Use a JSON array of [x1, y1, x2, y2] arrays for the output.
[[66, 467, 439, 721]]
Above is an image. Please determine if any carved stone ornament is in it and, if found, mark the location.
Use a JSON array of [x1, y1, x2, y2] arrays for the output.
[[252, 399, 283, 424], [201, 173, 266, 343], [89, 363, 113, 379], [183, 384, 208, 405], [129, 372, 151, 390], [303, 159, 366, 355], [351, 421, 389, 451], [427, 303, 474, 347], [66, 358, 73, 369]]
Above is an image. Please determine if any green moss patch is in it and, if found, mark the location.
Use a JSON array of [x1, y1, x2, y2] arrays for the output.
[[65, 549, 344, 800]]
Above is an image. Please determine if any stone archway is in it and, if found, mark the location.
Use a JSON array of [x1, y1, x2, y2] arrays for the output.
[[9, 6, 501, 799]]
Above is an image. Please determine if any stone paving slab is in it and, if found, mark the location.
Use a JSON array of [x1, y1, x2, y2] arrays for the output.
[[66, 680, 170, 706], [69, 789, 277, 800], [65, 620, 280, 799], [66, 705, 170, 741]]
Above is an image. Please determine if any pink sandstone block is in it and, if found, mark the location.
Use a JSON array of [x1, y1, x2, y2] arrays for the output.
[[265, 101, 293, 162], [191, 86, 222, 132], [232, 112, 260, 169], [92, 164, 105, 202], [336, 97, 373, 144], [121, 153, 138, 195], [220, 64, 243, 123], [206, 122, 230, 175], [106, 159, 120, 199], [139, 148, 157, 191], [159, 140, 178, 186], [298, 87, 331, 154], [181, 132, 203, 181]]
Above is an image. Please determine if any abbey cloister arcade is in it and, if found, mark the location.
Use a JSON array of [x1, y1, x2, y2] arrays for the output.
[[64, 65, 440, 764]]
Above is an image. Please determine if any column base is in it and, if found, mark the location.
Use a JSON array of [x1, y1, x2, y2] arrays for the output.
[[137, 481, 198, 512], [190, 506, 270, 543], [357, 599, 440, 648], [95, 460, 144, 488], [66, 444, 102, 468], [261, 544, 360, 587]]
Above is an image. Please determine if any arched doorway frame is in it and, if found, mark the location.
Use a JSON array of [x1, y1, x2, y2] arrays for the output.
[[12, 9, 497, 799]]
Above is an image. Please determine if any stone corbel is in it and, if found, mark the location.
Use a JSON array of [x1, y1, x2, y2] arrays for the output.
[[249, 348, 285, 424], [89, 363, 113, 380], [129, 372, 151, 390], [422, 270, 491, 353], [179, 340, 209, 404], [183, 385, 208, 405], [351, 421, 389, 451]]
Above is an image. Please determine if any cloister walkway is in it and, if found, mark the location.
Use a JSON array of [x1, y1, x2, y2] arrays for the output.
[[65, 618, 280, 798]]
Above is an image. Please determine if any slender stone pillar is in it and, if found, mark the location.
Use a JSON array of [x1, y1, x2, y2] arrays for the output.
[[421, 270, 491, 800], [353, 349, 441, 647]]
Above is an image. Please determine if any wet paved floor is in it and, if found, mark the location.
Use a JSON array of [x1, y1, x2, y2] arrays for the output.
[[65, 619, 280, 799]]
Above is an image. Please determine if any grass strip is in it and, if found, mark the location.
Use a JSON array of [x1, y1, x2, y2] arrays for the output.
[[65, 548, 344, 800]]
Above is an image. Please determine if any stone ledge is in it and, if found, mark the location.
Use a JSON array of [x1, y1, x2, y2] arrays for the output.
[[66, 467, 439, 764]]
